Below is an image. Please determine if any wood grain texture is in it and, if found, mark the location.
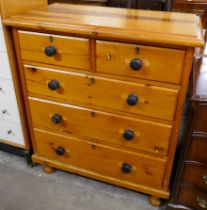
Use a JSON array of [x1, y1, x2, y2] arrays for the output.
[[188, 135, 207, 165], [18, 31, 91, 71], [177, 184, 207, 210], [183, 163, 207, 192], [3, 3, 204, 47], [24, 65, 179, 121], [34, 128, 167, 189], [166, 42, 207, 210], [96, 40, 185, 84], [29, 97, 173, 156], [162, 48, 195, 189], [0, 0, 47, 19]]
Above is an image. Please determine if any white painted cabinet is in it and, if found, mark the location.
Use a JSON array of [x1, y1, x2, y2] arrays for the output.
[[0, 16, 25, 147]]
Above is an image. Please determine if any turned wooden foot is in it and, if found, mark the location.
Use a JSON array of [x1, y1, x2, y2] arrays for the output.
[[149, 196, 161, 206], [43, 164, 54, 174]]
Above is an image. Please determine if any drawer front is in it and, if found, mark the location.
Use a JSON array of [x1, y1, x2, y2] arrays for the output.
[[0, 28, 7, 52], [25, 66, 179, 121], [18, 31, 91, 71], [96, 41, 185, 84], [34, 128, 167, 188], [183, 163, 207, 192], [0, 120, 24, 146], [0, 52, 12, 79], [194, 104, 207, 133], [0, 100, 21, 123], [0, 79, 16, 101], [178, 185, 207, 210], [29, 97, 172, 155], [188, 136, 207, 165]]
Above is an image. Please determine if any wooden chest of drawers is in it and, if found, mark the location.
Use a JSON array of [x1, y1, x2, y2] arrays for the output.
[[2, 2, 204, 205], [166, 45, 207, 210]]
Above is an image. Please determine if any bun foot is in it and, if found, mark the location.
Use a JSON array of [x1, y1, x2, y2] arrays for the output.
[[43, 164, 54, 174], [149, 196, 161, 206]]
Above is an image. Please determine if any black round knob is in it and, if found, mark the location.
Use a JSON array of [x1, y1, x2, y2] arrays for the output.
[[48, 80, 60, 91], [123, 130, 134, 141], [56, 147, 65, 156], [52, 114, 62, 124], [127, 94, 138, 106], [44, 45, 57, 57], [130, 58, 142, 71], [121, 163, 132, 173]]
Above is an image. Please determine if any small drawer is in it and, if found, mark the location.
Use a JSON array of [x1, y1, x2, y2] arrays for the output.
[[188, 136, 207, 165], [24, 65, 179, 121], [29, 97, 172, 155], [0, 79, 16, 102], [0, 28, 7, 52], [194, 104, 207, 133], [183, 163, 207, 192], [178, 185, 207, 210], [0, 52, 12, 79], [0, 120, 24, 146], [18, 31, 91, 70], [34, 128, 167, 189], [0, 100, 21, 123], [96, 41, 185, 84]]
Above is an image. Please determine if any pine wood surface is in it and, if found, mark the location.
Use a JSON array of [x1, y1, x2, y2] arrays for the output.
[[34, 128, 167, 189], [18, 31, 91, 71], [3, 3, 204, 47], [24, 65, 179, 121], [96, 40, 185, 84], [29, 97, 173, 156]]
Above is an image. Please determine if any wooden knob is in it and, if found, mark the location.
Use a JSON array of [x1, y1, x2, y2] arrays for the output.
[[55, 147, 65, 156], [123, 130, 134, 141], [44, 45, 56, 57], [130, 58, 142, 71], [51, 114, 62, 124], [121, 163, 132, 173], [127, 94, 138, 106], [48, 80, 60, 91]]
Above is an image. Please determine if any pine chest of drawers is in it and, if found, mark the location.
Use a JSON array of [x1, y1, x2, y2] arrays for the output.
[[3, 3, 204, 205]]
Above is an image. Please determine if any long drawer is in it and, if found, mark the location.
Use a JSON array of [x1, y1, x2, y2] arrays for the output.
[[29, 97, 172, 155], [0, 120, 24, 146], [34, 128, 167, 189], [24, 65, 179, 121], [18, 31, 91, 70], [96, 41, 185, 84]]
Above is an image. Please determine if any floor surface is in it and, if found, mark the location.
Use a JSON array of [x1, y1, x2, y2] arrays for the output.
[[0, 151, 164, 210]]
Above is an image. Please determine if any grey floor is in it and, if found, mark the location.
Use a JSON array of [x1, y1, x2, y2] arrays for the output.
[[0, 151, 165, 210]]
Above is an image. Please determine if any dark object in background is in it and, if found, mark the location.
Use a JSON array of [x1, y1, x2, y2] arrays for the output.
[[166, 45, 207, 210]]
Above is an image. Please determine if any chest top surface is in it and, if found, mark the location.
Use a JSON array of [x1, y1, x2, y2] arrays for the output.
[[3, 3, 204, 47]]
